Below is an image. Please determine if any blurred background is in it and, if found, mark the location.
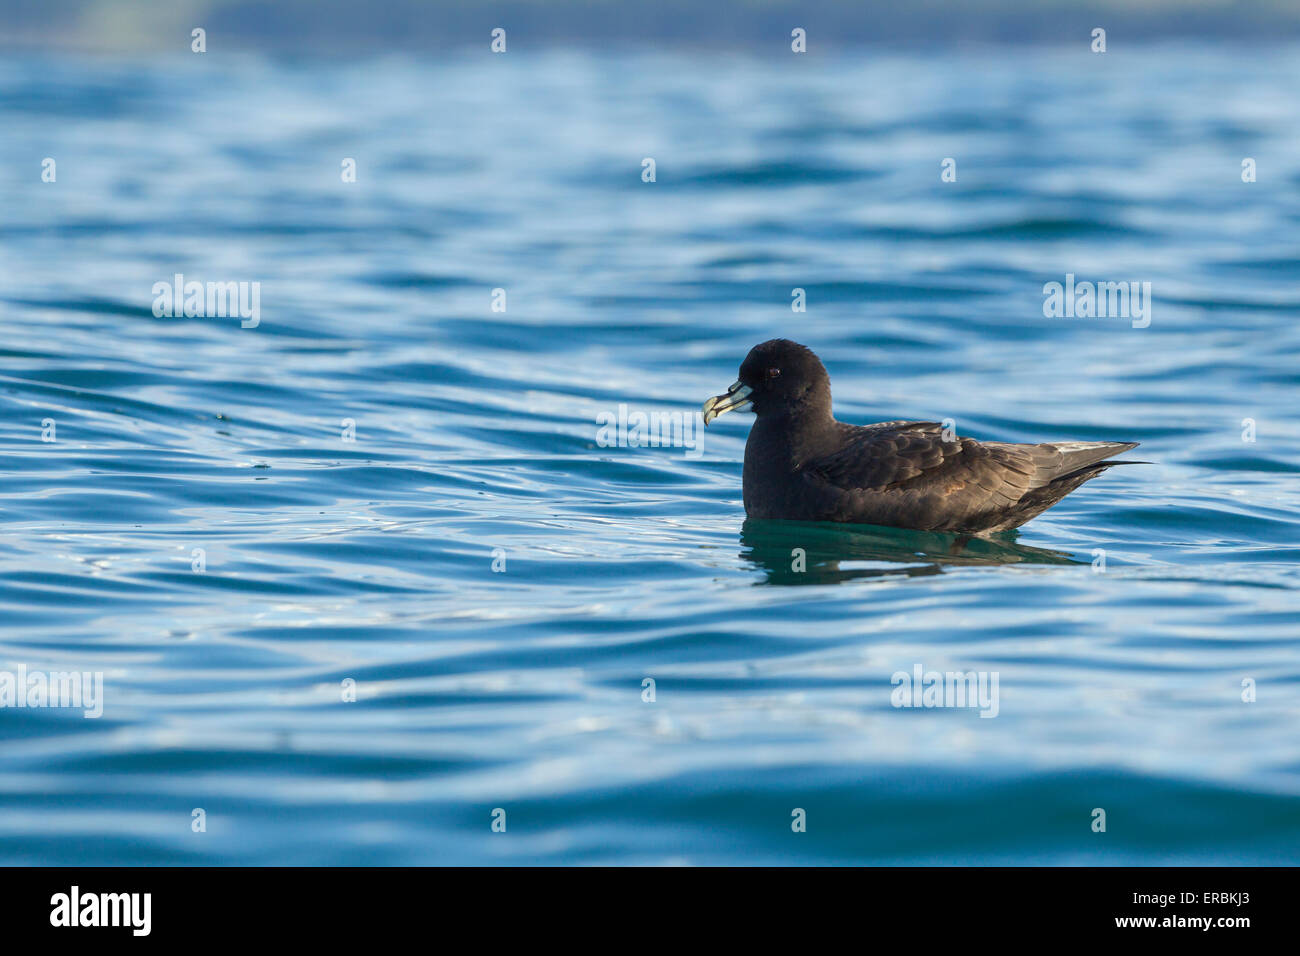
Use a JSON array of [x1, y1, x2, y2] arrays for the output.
[[6, 0, 1300, 51], [0, 1, 1298, 865]]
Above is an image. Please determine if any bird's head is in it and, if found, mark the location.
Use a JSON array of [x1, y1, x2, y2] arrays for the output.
[[702, 339, 831, 426]]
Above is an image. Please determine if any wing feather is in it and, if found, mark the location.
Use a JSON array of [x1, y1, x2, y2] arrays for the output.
[[805, 423, 1040, 510]]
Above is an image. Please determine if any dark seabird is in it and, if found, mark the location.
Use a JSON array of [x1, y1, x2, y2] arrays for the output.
[[702, 339, 1142, 534]]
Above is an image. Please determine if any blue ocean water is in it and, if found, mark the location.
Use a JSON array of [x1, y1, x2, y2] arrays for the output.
[[1, 45, 1298, 865]]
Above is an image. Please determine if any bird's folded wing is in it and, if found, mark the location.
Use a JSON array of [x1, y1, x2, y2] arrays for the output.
[[803, 422, 1039, 509]]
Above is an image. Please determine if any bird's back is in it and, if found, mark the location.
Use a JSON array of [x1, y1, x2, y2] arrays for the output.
[[745, 419, 1138, 534]]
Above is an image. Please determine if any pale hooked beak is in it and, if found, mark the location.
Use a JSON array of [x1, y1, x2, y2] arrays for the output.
[[701, 381, 753, 426]]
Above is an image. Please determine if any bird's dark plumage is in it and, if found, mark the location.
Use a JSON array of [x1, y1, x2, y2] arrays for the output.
[[702, 339, 1142, 534]]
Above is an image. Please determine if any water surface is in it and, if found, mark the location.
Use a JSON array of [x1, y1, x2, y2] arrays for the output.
[[1, 46, 1298, 864]]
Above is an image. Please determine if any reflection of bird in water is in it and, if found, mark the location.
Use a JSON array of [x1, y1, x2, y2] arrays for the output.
[[704, 340, 1144, 533], [739, 518, 1081, 586]]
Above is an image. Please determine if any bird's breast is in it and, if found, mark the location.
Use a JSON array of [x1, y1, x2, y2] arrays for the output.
[[742, 429, 832, 520]]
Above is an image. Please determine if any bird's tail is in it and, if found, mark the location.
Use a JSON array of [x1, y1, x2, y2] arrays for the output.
[[1043, 440, 1142, 477]]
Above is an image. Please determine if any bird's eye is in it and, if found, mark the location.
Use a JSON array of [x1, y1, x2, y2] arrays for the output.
[[767, 367, 781, 379]]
